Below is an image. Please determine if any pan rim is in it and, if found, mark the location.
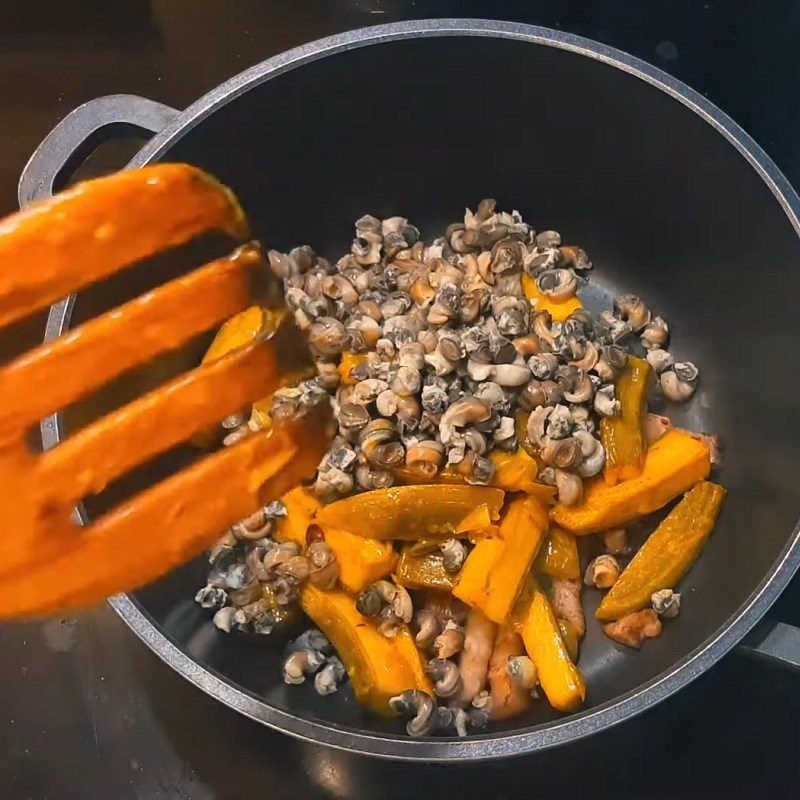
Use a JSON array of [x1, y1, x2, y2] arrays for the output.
[[43, 18, 800, 760]]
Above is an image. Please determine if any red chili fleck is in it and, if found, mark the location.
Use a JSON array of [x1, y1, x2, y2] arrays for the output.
[[306, 523, 325, 545]]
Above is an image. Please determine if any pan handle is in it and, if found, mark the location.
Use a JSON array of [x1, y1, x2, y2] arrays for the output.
[[738, 618, 800, 670], [18, 94, 180, 207]]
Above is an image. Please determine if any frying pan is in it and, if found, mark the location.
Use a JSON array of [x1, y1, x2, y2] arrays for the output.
[[18, 19, 800, 760]]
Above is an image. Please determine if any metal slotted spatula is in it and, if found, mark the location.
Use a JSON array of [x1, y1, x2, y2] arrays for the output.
[[0, 164, 325, 619]]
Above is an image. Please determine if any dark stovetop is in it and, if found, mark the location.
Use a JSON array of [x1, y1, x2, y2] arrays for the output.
[[1, 2, 799, 798]]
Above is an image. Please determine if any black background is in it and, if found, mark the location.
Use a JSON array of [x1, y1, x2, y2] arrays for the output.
[[1, 2, 798, 798]]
